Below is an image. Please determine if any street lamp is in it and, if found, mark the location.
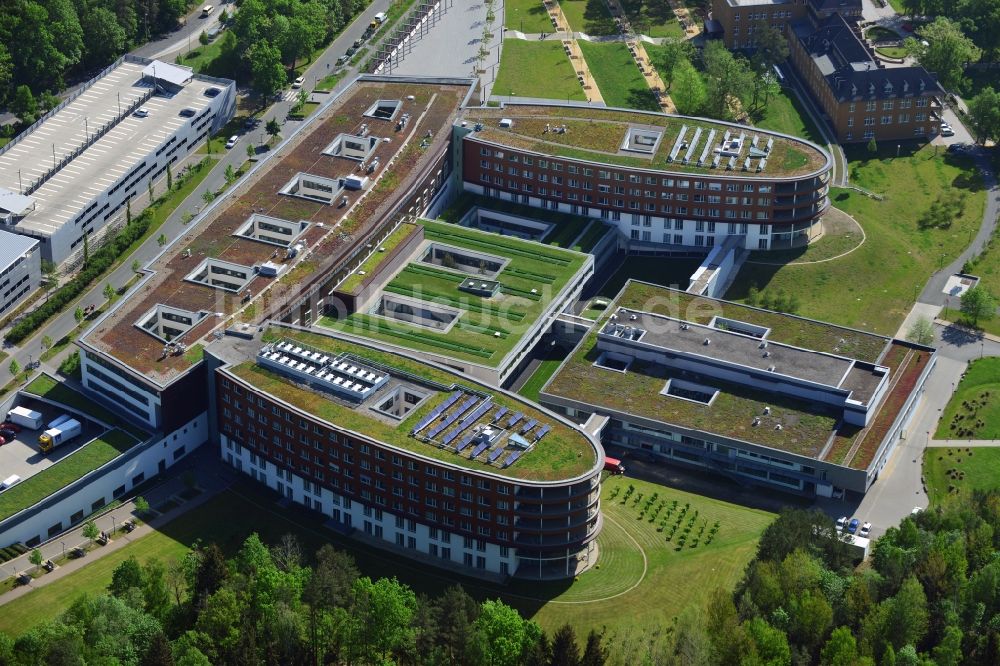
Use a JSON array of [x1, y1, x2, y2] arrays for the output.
[[111, 515, 116, 535], [60, 541, 65, 559]]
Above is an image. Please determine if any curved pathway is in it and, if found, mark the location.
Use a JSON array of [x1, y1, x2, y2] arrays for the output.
[[745, 208, 866, 266]]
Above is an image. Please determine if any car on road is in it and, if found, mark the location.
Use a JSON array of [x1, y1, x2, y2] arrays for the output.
[[940, 124, 955, 137], [346, 46, 357, 56], [860, 522, 872, 538], [133, 108, 149, 118], [336, 55, 349, 66], [847, 518, 860, 534], [836, 516, 848, 531], [353, 38, 363, 48], [292, 76, 304, 89], [225, 135, 238, 149]]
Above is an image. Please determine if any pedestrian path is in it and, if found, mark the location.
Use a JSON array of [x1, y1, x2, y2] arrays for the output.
[[562, 39, 606, 104]]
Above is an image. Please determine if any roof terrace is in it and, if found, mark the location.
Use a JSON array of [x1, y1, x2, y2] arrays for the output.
[[217, 328, 598, 482], [460, 104, 830, 179], [81, 78, 473, 386]]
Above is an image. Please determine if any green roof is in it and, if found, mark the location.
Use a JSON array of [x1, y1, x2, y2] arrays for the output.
[[462, 105, 829, 178], [317, 218, 591, 367], [231, 328, 599, 482], [541, 281, 893, 459]]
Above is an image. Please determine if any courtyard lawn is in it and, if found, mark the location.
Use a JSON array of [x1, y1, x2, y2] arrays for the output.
[[578, 41, 659, 111], [726, 143, 986, 336], [518, 356, 566, 402], [493, 40, 587, 101], [505, 0, 555, 33], [559, 0, 617, 35], [0, 476, 772, 638], [935, 357, 1000, 440], [938, 307, 1000, 338], [924, 446, 1000, 505], [752, 89, 825, 146]]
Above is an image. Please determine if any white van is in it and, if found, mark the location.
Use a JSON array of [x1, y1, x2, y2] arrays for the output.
[[374, 11, 387, 23], [1, 475, 21, 490], [201, 5, 214, 17]]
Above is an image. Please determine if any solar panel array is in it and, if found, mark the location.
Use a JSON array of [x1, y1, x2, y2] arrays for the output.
[[488, 447, 505, 463], [447, 399, 493, 442], [503, 450, 523, 467], [519, 418, 537, 435], [411, 390, 462, 434], [534, 425, 550, 441], [426, 395, 478, 439], [492, 406, 508, 424], [456, 433, 476, 453], [259, 341, 388, 401], [506, 412, 523, 428], [471, 442, 489, 458]]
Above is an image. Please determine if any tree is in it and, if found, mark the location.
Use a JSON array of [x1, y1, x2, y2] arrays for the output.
[[192, 543, 228, 605], [906, 17, 981, 92], [249, 41, 286, 107], [470, 599, 542, 666], [28, 548, 43, 574], [40, 335, 52, 351], [868, 137, 878, 154], [82, 520, 100, 547], [201, 189, 215, 205], [80, 7, 127, 69], [40, 259, 57, 300], [143, 559, 172, 621], [199, 30, 210, 46], [580, 630, 607, 666], [550, 624, 580, 666], [751, 23, 789, 73], [906, 315, 935, 346], [132, 259, 141, 274], [103, 282, 116, 304], [166, 162, 173, 191], [266, 118, 281, 140], [147, 178, 154, 202], [157, 233, 167, 247], [110, 556, 145, 598], [960, 286, 997, 327], [8, 360, 19, 377], [82, 233, 89, 266], [671, 59, 707, 115], [821, 626, 863, 666], [703, 41, 754, 120], [966, 87, 1000, 144], [11, 85, 38, 124], [345, 576, 418, 664], [143, 631, 174, 666], [246, 143, 255, 160], [652, 38, 694, 87], [74, 306, 84, 324], [743, 617, 791, 666], [224, 164, 237, 186], [134, 496, 150, 516]]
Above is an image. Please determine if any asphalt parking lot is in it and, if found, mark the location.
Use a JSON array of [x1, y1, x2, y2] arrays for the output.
[[0, 397, 106, 486]]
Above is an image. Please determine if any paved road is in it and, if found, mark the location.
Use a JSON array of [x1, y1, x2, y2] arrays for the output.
[[0, 0, 396, 388]]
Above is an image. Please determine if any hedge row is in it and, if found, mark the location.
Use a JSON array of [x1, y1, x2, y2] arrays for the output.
[[0, 543, 27, 563], [6, 160, 211, 345]]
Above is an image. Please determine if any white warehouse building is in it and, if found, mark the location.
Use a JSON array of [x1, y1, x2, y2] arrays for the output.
[[0, 229, 41, 317], [0, 56, 235, 266]]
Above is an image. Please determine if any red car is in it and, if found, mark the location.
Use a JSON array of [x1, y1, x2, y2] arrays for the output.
[[0, 436, 6, 446]]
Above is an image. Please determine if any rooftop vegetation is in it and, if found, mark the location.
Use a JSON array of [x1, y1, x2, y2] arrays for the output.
[[463, 105, 827, 178], [492, 40, 587, 102], [0, 429, 136, 523], [238, 329, 597, 481], [338, 223, 421, 294], [318, 219, 589, 366], [23, 374, 149, 440]]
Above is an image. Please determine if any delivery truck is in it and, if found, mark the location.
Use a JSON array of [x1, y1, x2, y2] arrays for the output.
[[604, 457, 624, 474], [7, 406, 43, 430], [39, 417, 82, 453]]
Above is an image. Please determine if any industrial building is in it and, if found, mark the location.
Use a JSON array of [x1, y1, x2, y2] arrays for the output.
[[0, 229, 41, 318], [0, 56, 235, 265]]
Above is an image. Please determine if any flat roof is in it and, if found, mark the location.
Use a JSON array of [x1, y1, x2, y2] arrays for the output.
[[542, 281, 900, 465], [211, 327, 599, 482], [0, 229, 38, 269], [460, 104, 830, 179], [80, 77, 474, 386], [0, 60, 222, 238], [318, 218, 590, 367]]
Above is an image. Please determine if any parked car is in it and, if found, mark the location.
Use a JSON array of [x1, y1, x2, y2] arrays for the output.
[[947, 142, 968, 153], [0, 428, 16, 440], [836, 516, 848, 531], [940, 125, 955, 137], [912, 506, 924, 516], [292, 76, 304, 89], [1, 421, 21, 433], [336, 54, 349, 66], [0, 436, 6, 446], [860, 522, 872, 538], [847, 518, 860, 534], [225, 135, 239, 149], [133, 107, 149, 118], [346, 46, 357, 56], [353, 38, 363, 48]]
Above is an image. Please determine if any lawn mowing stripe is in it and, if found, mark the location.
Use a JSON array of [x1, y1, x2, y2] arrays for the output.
[[424, 228, 571, 266], [397, 264, 541, 301], [384, 283, 527, 321], [502, 267, 557, 283]]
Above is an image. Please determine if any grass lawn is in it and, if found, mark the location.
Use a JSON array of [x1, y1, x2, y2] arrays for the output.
[[493, 40, 586, 101], [339, 223, 419, 293], [961, 229, 1000, 298], [315, 71, 347, 91], [751, 89, 825, 146], [559, 0, 617, 35], [865, 26, 899, 42], [0, 430, 135, 523], [0, 475, 772, 637], [726, 143, 986, 336], [935, 357, 1000, 439], [924, 446, 1000, 505], [578, 41, 659, 111], [505, 0, 555, 33], [175, 39, 226, 74], [938, 307, 1000, 338], [23, 375, 148, 440], [518, 356, 565, 402]]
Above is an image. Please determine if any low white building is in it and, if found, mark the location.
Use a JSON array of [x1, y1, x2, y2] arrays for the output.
[[0, 229, 41, 318], [0, 56, 235, 265]]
